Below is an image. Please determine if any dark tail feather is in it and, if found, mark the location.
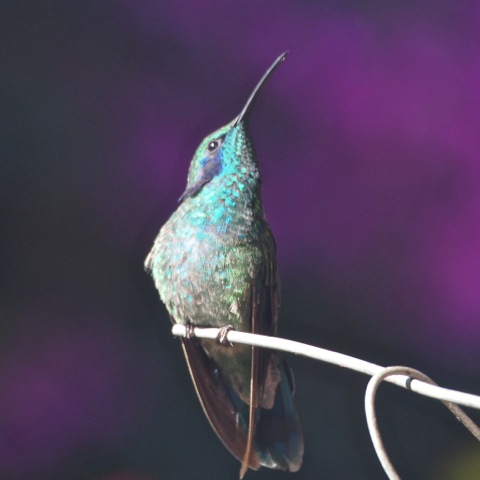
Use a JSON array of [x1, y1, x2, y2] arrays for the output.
[[255, 361, 303, 472], [255, 359, 304, 471], [224, 357, 304, 472]]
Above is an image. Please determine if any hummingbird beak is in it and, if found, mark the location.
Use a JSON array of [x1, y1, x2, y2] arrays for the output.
[[234, 51, 288, 126]]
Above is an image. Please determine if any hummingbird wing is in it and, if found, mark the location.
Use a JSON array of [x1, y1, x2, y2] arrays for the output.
[[240, 245, 280, 477], [180, 335, 262, 470], [240, 285, 266, 478], [241, 234, 303, 473]]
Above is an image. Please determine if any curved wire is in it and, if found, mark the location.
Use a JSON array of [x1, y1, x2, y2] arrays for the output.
[[365, 366, 480, 480], [171, 325, 480, 479], [171, 325, 480, 410]]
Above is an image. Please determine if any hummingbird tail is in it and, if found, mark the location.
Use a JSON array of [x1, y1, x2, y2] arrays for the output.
[[254, 358, 304, 472]]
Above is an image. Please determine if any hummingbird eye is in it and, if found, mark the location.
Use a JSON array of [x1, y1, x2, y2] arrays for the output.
[[207, 140, 220, 153]]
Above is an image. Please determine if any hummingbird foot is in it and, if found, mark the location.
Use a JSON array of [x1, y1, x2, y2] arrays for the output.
[[217, 325, 235, 346], [185, 322, 196, 339]]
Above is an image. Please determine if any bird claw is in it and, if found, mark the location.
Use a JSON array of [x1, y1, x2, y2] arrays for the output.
[[185, 323, 196, 339], [217, 325, 235, 346]]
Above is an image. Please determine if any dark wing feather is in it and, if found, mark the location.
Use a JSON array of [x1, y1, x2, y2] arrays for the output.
[[243, 235, 304, 472], [180, 337, 262, 470], [240, 234, 281, 476]]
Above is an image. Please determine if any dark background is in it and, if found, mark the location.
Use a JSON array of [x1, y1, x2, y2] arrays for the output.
[[1, 2, 480, 479]]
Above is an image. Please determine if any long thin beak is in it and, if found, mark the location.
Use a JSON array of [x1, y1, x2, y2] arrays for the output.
[[234, 51, 288, 126]]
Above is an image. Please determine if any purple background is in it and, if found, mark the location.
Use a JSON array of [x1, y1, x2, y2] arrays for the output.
[[2, 1, 480, 479]]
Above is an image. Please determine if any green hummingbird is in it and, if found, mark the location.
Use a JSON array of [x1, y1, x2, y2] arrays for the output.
[[145, 52, 303, 477]]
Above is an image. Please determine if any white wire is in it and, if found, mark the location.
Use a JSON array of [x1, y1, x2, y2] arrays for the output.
[[171, 325, 480, 479], [365, 368, 403, 480], [364, 365, 480, 480], [171, 324, 480, 410]]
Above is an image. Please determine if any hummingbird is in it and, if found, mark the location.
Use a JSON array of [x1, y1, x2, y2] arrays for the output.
[[144, 52, 303, 477]]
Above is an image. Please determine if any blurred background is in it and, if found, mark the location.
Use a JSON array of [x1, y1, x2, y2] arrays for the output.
[[1, 1, 480, 479]]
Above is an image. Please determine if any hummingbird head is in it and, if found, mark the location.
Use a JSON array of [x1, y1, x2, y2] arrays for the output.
[[179, 52, 287, 203]]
